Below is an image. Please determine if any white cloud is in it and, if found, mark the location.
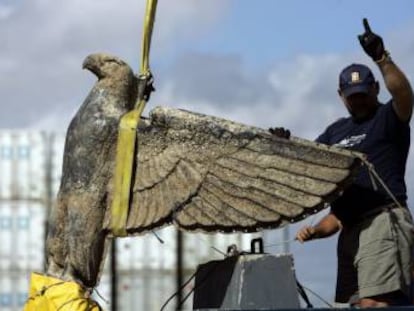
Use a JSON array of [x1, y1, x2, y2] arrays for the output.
[[0, 4, 13, 20], [0, 0, 230, 129], [3, 1, 412, 137]]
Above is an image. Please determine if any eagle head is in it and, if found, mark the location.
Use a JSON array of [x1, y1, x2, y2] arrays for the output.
[[82, 53, 133, 81]]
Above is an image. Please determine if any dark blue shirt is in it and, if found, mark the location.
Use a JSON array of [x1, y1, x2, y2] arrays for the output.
[[316, 101, 410, 225]]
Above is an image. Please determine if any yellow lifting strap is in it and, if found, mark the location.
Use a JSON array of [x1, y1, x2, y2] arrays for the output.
[[111, 0, 158, 237]]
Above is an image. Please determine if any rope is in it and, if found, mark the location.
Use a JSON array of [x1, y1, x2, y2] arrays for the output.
[[151, 230, 165, 244], [296, 279, 313, 308], [92, 288, 110, 305], [300, 284, 334, 308], [264, 238, 296, 250], [356, 154, 404, 209], [159, 270, 197, 311]]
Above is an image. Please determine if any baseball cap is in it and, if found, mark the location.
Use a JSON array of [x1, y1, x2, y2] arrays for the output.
[[339, 63, 376, 97]]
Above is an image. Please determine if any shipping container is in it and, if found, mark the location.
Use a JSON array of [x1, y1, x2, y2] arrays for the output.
[[116, 226, 262, 271], [0, 131, 49, 201], [114, 270, 193, 311], [15, 273, 29, 309], [0, 130, 291, 311], [0, 273, 13, 311], [49, 132, 66, 199], [0, 271, 30, 311], [0, 204, 12, 271], [0, 202, 46, 272], [117, 227, 176, 271], [95, 270, 195, 311]]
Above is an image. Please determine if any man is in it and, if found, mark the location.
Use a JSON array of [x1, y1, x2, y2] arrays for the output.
[[295, 19, 414, 307]]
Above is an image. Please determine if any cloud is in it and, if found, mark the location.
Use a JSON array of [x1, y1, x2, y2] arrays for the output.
[[3, 1, 413, 136], [154, 52, 279, 123], [0, 0, 230, 129], [150, 52, 351, 140], [151, 18, 414, 140], [0, 4, 13, 20]]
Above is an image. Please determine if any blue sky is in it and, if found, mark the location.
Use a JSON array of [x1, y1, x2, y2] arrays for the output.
[[1, 0, 414, 306], [158, 0, 414, 68]]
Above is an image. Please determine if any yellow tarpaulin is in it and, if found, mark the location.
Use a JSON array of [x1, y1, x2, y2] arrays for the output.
[[24, 273, 102, 311]]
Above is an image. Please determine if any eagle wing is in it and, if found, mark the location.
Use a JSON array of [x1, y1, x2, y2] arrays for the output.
[[104, 106, 362, 235]]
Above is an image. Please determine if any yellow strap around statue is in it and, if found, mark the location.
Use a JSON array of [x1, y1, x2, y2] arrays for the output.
[[111, 0, 158, 237], [140, 0, 157, 77]]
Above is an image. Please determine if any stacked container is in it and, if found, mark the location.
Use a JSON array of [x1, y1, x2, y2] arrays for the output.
[[94, 228, 262, 311], [0, 130, 288, 311], [0, 131, 50, 311]]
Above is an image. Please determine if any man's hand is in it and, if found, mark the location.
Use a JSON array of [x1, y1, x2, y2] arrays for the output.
[[295, 213, 342, 243], [295, 226, 316, 243], [358, 18, 385, 61], [268, 127, 291, 139]]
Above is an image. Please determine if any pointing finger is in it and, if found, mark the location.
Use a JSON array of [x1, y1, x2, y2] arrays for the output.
[[362, 18, 372, 33]]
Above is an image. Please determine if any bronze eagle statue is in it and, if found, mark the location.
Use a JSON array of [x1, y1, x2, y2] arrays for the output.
[[45, 53, 362, 288]]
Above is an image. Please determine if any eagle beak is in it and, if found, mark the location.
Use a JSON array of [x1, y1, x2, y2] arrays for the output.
[[82, 54, 102, 78], [82, 55, 94, 70]]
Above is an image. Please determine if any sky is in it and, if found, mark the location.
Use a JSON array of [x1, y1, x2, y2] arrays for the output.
[[1, 0, 414, 306]]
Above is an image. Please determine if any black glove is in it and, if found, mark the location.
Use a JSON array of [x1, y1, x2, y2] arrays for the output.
[[268, 127, 291, 139], [358, 18, 385, 61]]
